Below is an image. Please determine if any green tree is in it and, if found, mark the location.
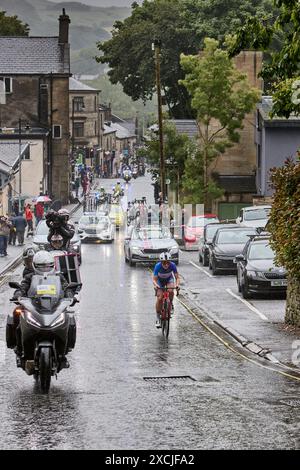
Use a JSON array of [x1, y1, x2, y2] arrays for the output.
[[141, 122, 192, 200], [181, 0, 274, 44], [96, 0, 272, 119], [96, 0, 200, 119], [180, 38, 260, 208], [268, 159, 300, 326], [0, 10, 29, 36], [228, 0, 300, 118]]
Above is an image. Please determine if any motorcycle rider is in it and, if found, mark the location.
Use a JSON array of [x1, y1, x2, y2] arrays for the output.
[[46, 208, 75, 250], [12, 251, 75, 365], [153, 252, 180, 328], [22, 244, 39, 277]]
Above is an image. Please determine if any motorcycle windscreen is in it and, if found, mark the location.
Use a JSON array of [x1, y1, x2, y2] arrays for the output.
[[27, 275, 64, 312]]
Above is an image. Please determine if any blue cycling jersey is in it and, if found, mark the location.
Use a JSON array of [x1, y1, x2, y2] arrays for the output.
[[153, 261, 177, 285]]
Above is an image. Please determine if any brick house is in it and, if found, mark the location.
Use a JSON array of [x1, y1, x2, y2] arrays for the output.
[[0, 9, 71, 202]]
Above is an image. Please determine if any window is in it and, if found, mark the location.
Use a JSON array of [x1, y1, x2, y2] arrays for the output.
[[74, 122, 84, 138], [73, 97, 85, 112], [0, 77, 13, 93], [53, 125, 62, 139]]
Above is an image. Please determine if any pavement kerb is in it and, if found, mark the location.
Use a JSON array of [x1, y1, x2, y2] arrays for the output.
[[180, 290, 297, 370], [0, 253, 23, 278]]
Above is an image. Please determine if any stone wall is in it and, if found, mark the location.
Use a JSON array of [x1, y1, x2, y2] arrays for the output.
[[210, 51, 263, 178], [0, 76, 40, 127]]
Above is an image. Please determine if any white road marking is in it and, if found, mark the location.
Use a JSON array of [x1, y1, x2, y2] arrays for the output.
[[189, 261, 214, 278], [226, 288, 269, 321]]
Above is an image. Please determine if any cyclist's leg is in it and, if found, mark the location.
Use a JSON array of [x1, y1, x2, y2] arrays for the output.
[[156, 288, 163, 315], [167, 282, 175, 303]]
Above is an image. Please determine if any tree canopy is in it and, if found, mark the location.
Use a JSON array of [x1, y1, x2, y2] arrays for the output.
[[0, 10, 29, 36], [268, 158, 300, 326], [96, 0, 273, 119], [180, 38, 260, 206], [228, 0, 300, 118]]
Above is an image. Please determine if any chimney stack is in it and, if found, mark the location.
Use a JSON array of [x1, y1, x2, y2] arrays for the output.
[[59, 8, 70, 44]]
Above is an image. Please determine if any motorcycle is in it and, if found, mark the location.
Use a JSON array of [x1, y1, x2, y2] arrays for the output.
[[6, 276, 80, 393], [123, 171, 132, 183]]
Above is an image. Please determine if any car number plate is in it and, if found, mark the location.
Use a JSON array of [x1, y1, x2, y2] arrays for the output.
[[271, 280, 287, 287]]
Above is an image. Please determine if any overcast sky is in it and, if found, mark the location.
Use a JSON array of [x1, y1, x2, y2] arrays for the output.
[[50, 0, 140, 7]]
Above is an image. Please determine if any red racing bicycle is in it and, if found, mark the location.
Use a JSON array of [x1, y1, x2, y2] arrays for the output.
[[158, 286, 179, 339]]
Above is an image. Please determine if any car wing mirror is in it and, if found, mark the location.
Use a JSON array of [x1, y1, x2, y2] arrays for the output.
[[235, 255, 245, 262]]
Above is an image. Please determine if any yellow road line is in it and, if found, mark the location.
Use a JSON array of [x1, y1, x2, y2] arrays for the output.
[[177, 295, 300, 383]]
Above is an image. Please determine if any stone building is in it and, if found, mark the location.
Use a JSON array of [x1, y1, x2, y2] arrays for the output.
[[69, 77, 101, 167], [0, 9, 71, 203], [210, 51, 263, 219]]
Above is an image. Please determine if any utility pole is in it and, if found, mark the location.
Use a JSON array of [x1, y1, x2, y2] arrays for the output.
[[153, 39, 166, 201]]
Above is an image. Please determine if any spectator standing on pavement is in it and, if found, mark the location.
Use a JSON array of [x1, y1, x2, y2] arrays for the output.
[[8, 214, 17, 245], [0, 216, 12, 257], [13, 201, 19, 216], [25, 204, 34, 237], [35, 202, 44, 226], [14, 214, 27, 246]]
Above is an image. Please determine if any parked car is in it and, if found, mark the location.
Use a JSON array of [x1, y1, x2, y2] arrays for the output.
[[236, 235, 287, 299], [124, 225, 179, 267], [184, 214, 219, 250], [78, 212, 114, 243], [199, 223, 237, 266], [208, 226, 257, 275], [33, 220, 82, 263], [236, 205, 271, 230]]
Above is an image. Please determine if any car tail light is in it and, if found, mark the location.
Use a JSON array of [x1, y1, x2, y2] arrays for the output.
[[184, 231, 196, 243]]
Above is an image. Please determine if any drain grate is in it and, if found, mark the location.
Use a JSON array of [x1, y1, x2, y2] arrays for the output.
[[143, 375, 196, 383]]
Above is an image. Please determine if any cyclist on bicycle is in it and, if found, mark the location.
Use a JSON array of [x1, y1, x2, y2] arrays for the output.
[[153, 252, 180, 328]]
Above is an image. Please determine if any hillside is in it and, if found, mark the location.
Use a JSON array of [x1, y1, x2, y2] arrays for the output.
[[0, 0, 131, 74]]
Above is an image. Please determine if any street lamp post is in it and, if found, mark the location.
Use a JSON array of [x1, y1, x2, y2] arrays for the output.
[[153, 39, 166, 201]]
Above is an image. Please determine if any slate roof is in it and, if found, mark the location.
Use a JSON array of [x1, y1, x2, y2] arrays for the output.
[[103, 122, 136, 139], [0, 37, 70, 75], [0, 142, 29, 174], [69, 77, 99, 92]]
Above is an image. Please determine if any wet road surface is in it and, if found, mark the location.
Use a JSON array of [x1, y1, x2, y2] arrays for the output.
[[0, 177, 299, 450]]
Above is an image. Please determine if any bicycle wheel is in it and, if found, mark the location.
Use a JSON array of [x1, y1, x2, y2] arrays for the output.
[[162, 300, 170, 339]]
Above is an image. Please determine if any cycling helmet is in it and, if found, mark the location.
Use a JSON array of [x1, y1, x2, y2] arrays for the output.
[[50, 234, 64, 250], [23, 245, 39, 260], [160, 252, 171, 261], [33, 251, 55, 275]]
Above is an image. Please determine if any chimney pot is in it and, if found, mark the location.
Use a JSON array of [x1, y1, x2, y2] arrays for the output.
[[59, 9, 70, 44]]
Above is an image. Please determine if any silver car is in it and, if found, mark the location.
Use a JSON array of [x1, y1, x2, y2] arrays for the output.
[[33, 220, 82, 263], [78, 213, 114, 243], [124, 225, 179, 267]]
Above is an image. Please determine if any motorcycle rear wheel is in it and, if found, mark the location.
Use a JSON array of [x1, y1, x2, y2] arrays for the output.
[[39, 348, 52, 394]]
